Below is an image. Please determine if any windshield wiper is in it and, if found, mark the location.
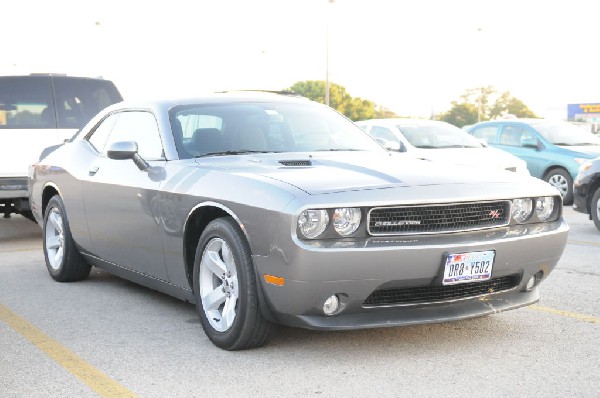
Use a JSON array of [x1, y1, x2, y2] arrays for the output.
[[315, 148, 366, 152], [197, 150, 279, 157]]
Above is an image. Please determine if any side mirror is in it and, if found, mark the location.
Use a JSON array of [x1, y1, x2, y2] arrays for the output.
[[107, 141, 138, 160], [375, 138, 405, 152], [106, 141, 149, 171]]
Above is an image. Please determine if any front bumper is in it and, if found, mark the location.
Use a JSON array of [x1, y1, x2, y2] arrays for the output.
[[254, 219, 568, 330]]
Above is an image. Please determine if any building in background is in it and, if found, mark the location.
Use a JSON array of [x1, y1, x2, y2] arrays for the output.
[[568, 103, 600, 133]]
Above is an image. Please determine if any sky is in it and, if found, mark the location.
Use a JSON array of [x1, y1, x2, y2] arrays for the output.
[[2, 0, 599, 120]]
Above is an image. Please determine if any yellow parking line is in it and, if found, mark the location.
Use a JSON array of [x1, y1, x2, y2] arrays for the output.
[[0, 303, 137, 398], [0, 246, 42, 253], [567, 240, 600, 247], [529, 305, 600, 324]]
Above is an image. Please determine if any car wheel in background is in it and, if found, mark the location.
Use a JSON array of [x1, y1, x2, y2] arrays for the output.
[[43, 195, 91, 282], [544, 168, 574, 205], [193, 217, 273, 350], [591, 188, 600, 231]]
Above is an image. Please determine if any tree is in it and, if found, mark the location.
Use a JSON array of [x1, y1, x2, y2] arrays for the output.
[[286, 80, 397, 121], [439, 86, 538, 127], [489, 91, 538, 119], [438, 102, 479, 128]]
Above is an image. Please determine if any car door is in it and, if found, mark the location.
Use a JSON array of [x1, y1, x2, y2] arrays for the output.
[[81, 110, 169, 280], [497, 124, 546, 178]]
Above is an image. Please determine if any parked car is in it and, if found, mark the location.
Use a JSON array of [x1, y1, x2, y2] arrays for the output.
[[0, 74, 122, 219], [573, 156, 600, 231], [356, 118, 529, 175], [29, 93, 568, 350], [466, 119, 600, 205]]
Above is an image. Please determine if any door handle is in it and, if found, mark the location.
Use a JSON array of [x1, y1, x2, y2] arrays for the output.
[[89, 166, 99, 176]]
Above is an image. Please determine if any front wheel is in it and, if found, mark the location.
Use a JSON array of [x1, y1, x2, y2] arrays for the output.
[[193, 217, 273, 350], [591, 187, 600, 232], [544, 168, 573, 205], [43, 195, 91, 282]]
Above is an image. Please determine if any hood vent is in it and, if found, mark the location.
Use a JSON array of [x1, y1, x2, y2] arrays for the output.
[[279, 160, 312, 167]]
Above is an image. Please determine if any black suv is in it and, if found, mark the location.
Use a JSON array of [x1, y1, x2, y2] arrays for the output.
[[573, 157, 600, 231]]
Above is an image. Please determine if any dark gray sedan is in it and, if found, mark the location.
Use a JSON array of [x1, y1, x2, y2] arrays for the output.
[[29, 93, 569, 350]]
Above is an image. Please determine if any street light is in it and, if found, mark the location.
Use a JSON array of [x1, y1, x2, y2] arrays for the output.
[[325, 0, 334, 106]]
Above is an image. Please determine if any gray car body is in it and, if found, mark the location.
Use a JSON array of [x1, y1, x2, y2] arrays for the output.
[[29, 95, 569, 330]]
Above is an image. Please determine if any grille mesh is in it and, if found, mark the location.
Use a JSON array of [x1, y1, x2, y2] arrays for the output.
[[363, 275, 520, 306], [368, 201, 510, 235]]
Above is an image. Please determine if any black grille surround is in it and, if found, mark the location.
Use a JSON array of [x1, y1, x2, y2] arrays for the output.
[[368, 201, 510, 236], [279, 160, 312, 167], [363, 274, 520, 307]]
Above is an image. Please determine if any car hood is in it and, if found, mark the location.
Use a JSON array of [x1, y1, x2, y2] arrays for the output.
[[194, 151, 531, 195], [409, 146, 526, 172], [555, 144, 600, 157]]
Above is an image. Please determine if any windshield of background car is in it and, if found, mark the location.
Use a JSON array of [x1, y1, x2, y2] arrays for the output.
[[534, 122, 600, 146], [170, 102, 385, 158], [395, 123, 482, 149]]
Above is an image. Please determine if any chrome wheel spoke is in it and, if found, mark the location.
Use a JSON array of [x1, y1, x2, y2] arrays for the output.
[[49, 211, 63, 234], [54, 246, 64, 268], [47, 235, 61, 250], [203, 286, 227, 311], [222, 294, 238, 329]]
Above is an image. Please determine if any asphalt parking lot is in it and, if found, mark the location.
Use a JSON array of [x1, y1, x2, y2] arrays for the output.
[[1, 208, 599, 398]]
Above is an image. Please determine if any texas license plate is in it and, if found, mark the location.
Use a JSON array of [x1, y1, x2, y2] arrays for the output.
[[442, 250, 495, 285]]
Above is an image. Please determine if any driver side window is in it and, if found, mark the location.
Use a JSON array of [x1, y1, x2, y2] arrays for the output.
[[104, 111, 164, 160]]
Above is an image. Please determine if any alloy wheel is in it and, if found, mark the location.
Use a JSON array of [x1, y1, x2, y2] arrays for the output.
[[199, 238, 239, 332], [45, 208, 65, 270]]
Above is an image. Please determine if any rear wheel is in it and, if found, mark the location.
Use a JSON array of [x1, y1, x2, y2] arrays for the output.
[[193, 217, 273, 350], [43, 195, 91, 282], [591, 187, 600, 232], [544, 168, 573, 205]]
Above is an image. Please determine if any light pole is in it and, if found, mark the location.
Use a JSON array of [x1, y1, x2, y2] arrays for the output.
[[325, 0, 334, 106]]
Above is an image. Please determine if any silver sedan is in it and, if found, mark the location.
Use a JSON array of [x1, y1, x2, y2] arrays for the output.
[[29, 93, 569, 350]]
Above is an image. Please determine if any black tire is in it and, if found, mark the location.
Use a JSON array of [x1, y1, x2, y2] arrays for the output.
[[544, 168, 574, 205], [591, 187, 600, 232], [43, 195, 91, 282], [193, 217, 273, 350]]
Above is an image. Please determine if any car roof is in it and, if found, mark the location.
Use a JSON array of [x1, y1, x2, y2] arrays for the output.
[[357, 118, 449, 126], [106, 92, 313, 111]]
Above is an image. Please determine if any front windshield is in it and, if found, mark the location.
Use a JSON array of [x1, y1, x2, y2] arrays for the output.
[[170, 101, 385, 158], [534, 122, 600, 146], [396, 122, 482, 149]]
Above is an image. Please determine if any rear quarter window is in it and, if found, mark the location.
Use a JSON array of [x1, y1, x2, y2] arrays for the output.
[[0, 76, 55, 129]]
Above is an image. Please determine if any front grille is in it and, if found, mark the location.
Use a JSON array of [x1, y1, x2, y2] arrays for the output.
[[279, 160, 312, 167], [363, 274, 520, 307], [368, 201, 510, 235]]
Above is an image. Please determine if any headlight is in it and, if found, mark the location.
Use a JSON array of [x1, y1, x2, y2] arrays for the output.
[[511, 198, 533, 224], [536, 197, 555, 221], [332, 208, 361, 236], [578, 161, 592, 174], [298, 209, 329, 239]]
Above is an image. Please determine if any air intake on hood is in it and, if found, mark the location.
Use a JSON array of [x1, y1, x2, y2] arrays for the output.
[[279, 160, 312, 167]]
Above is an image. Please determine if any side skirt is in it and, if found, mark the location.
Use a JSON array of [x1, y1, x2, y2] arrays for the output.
[[81, 253, 196, 304]]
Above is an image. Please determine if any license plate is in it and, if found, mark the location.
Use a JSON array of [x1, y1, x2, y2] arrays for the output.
[[442, 250, 495, 285]]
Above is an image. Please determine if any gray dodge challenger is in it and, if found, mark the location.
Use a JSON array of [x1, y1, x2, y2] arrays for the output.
[[29, 93, 569, 350]]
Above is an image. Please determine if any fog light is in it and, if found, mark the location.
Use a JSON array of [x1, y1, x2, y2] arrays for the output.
[[323, 295, 339, 315], [525, 271, 543, 291], [525, 276, 536, 291]]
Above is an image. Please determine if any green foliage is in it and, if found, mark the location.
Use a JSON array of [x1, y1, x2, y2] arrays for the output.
[[438, 102, 479, 128], [286, 80, 397, 121], [439, 86, 538, 127]]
